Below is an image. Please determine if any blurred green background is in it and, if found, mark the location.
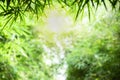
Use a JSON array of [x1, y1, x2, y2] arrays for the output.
[[0, 0, 120, 80]]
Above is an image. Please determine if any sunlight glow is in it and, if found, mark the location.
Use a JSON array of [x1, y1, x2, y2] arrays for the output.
[[46, 9, 72, 33]]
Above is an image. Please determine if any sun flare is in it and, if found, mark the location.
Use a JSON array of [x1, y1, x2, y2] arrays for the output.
[[45, 8, 72, 33]]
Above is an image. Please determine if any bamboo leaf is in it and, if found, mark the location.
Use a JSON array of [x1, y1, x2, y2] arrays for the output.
[[96, 0, 100, 10], [72, 0, 78, 5], [7, 0, 11, 9], [1, 14, 13, 31], [82, 0, 89, 9], [75, 0, 84, 20], [0, 4, 5, 11], [87, 3, 91, 20], [91, 0, 95, 7], [102, 0, 107, 10]]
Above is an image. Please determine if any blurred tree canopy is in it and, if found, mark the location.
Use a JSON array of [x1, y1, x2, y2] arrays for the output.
[[0, 0, 119, 22], [0, 0, 120, 80]]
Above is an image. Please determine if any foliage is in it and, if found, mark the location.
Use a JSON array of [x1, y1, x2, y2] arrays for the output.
[[0, 0, 119, 25], [66, 11, 120, 80], [0, 61, 18, 80], [0, 1, 120, 80], [0, 18, 54, 80]]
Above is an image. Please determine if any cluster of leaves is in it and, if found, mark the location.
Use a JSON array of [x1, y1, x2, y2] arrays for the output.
[[0, 0, 52, 17], [63, 0, 120, 18], [0, 62, 17, 80], [0, 0, 52, 28], [0, 19, 54, 80], [66, 11, 120, 80], [0, 0, 119, 24]]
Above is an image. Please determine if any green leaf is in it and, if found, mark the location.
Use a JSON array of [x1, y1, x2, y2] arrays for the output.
[[7, 0, 11, 9], [102, 0, 107, 10]]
